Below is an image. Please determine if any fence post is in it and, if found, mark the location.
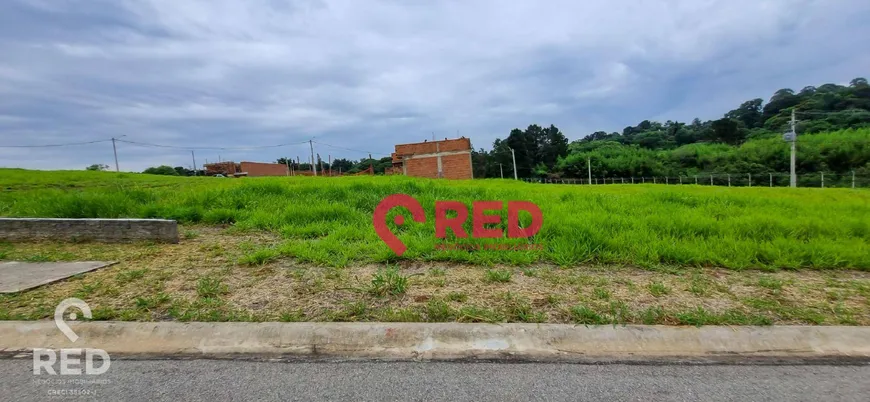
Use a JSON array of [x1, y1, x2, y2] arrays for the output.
[[727, 174, 731, 187], [695, 175, 698, 185], [710, 175, 713, 185], [642, 177, 645, 183], [853, 170, 856, 189], [821, 172, 824, 188], [665, 177, 669, 185], [748, 173, 752, 187], [621, 177, 624, 184], [631, 177, 634, 184], [769, 173, 772, 187], [679, 176, 682, 185], [653, 177, 657, 184]]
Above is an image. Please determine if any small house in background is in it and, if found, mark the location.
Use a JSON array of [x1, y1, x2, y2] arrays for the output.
[[204, 161, 289, 177], [389, 137, 473, 180]]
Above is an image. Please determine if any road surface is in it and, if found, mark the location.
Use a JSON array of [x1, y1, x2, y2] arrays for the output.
[[4, 359, 869, 401]]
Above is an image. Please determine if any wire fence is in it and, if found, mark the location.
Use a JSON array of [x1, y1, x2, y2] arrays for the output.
[[522, 173, 870, 188]]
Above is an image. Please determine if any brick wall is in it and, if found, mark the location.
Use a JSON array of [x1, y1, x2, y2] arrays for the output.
[[240, 162, 289, 177], [391, 137, 473, 180], [441, 153, 473, 180], [394, 138, 472, 158], [405, 157, 439, 178], [205, 162, 238, 176]]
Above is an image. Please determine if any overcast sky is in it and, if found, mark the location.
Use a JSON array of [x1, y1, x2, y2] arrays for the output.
[[1, 0, 868, 172]]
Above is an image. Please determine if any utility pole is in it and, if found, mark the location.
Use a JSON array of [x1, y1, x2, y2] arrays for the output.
[[510, 148, 518, 180], [309, 140, 317, 176], [111, 137, 120, 172], [191, 150, 197, 176], [318, 153, 324, 175], [787, 108, 797, 188], [587, 157, 592, 185], [499, 163, 503, 179]]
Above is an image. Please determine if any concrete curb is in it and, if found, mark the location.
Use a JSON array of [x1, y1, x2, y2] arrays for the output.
[[0, 218, 178, 243], [1, 322, 869, 363], [0, 321, 870, 362]]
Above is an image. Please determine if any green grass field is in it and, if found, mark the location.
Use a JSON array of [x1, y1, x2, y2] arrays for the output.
[[2, 168, 869, 270]]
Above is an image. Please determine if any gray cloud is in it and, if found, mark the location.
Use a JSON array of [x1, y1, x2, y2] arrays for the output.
[[0, 0, 868, 171]]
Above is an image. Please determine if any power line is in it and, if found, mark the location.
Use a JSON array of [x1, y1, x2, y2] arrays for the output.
[[116, 139, 309, 151], [0, 139, 111, 148], [312, 141, 390, 157]]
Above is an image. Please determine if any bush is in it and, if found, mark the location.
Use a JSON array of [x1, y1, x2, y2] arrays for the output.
[[143, 166, 179, 176]]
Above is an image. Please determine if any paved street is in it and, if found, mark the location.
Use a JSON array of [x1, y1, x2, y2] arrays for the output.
[[4, 359, 870, 401]]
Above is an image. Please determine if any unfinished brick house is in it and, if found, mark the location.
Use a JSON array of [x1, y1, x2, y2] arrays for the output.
[[204, 161, 289, 177], [389, 137, 473, 180]]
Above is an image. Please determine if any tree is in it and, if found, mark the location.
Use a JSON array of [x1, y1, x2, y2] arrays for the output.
[[86, 164, 109, 171], [539, 124, 569, 169], [725, 98, 764, 129], [505, 127, 537, 178], [770, 88, 795, 103], [330, 158, 354, 173], [711, 118, 746, 145], [143, 165, 180, 176], [474, 76, 870, 180]]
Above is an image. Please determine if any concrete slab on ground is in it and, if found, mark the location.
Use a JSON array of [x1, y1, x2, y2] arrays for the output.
[[0, 261, 116, 293]]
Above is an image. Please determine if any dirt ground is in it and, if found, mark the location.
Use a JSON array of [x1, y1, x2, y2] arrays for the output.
[[1, 226, 868, 325]]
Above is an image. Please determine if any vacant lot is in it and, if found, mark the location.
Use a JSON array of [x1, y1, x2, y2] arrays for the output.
[[2, 169, 869, 269], [1, 169, 869, 324]]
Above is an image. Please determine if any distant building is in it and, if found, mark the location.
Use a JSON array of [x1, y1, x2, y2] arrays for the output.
[[204, 161, 289, 177], [389, 137, 473, 180]]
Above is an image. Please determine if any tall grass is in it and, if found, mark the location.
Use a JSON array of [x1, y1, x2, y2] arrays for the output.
[[2, 169, 869, 269]]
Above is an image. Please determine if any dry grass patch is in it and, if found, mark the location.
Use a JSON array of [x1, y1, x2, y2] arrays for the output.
[[1, 231, 869, 325]]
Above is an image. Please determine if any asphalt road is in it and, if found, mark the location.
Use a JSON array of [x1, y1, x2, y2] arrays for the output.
[[4, 359, 870, 401]]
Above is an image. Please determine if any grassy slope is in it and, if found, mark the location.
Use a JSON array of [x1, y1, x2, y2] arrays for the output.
[[1, 169, 869, 270]]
